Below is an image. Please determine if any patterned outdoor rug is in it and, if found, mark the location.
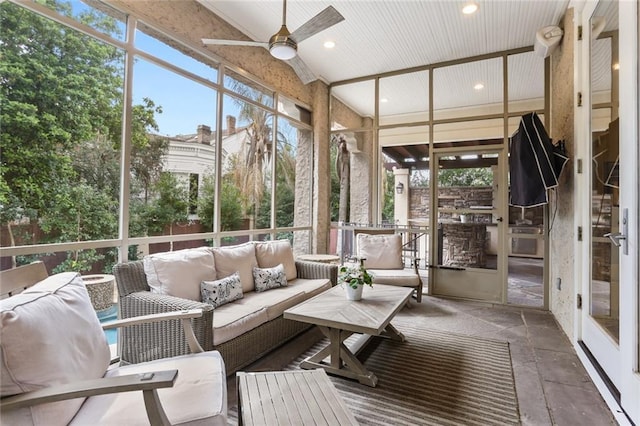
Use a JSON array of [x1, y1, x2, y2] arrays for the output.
[[228, 322, 520, 425]]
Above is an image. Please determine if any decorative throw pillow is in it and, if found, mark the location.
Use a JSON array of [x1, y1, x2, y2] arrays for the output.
[[201, 272, 243, 308], [253, 263, 288, 292], [255, 239, 297, 281]]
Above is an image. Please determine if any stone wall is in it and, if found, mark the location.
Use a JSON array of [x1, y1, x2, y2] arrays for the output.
[[549, 8, 576, 338], [441, 223, 488, 267]]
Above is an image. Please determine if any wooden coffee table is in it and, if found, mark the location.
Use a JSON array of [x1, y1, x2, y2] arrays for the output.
[[283, 284, 412, 387]]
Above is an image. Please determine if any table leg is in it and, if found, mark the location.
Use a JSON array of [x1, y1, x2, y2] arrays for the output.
[[299, 326, 379, 387], [381, 323, 405, 342]]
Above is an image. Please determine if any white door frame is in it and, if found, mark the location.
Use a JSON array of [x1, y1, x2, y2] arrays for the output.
[[575, 1, 640, 424]]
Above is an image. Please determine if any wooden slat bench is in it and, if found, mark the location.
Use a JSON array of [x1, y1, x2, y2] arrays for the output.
[[237, 369, 358, 425]]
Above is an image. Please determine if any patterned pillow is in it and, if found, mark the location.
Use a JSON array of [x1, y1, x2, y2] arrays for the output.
[[253, 263, 288, 292], [201, 272, 243, 308]]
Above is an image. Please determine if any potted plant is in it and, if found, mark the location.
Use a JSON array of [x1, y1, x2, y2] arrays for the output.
[[339, 260, 373, 301]]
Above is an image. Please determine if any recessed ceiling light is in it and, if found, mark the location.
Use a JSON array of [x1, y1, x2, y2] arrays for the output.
[[323, 40, 336, 49], [474, 83, 485, 90], [462, 2, 479, 15], [380, 98, 388, 103]]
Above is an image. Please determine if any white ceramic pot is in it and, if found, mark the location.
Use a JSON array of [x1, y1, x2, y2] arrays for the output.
[[345, 284, 364, 301]]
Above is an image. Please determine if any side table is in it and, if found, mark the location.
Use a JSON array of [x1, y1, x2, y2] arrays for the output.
[[237, 369, 357, 426]]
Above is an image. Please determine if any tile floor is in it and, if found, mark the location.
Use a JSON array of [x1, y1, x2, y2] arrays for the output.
[[231, 295, 618, 425]]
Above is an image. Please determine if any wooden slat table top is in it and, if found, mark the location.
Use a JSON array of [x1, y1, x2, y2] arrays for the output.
[[237, 369, 358, 426], [283, 284, 412, 336]]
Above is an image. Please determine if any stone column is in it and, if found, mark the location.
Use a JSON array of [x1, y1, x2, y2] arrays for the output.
[[349, 119, 374, 224], [311, 81, 331, 253], [549, 8, 575, 336]]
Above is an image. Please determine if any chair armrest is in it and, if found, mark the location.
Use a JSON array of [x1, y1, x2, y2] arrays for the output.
[[119, 292, 214, 364], [103, 309, 205, 353], [1, 370, 178, 426], [295, 260, 339, 286]]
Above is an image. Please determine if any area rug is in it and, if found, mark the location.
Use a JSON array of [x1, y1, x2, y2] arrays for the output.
[[228, 322, 520, 425]]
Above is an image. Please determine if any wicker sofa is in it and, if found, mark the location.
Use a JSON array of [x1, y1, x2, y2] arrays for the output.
[[113, 240, 338, 375]]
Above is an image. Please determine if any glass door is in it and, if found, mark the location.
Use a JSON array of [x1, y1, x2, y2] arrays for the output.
[[583, 0, 621, 390], [582, 1, 640, 422], [431, 148, 506, 302]]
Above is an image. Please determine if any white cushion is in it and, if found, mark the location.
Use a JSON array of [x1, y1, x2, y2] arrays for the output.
[[253, 264, 288, 292], [143, 247, 216, 301], [212, 243, 258, 293], [254, 239, 297, 280], [70, 351, 227, 426], [0, 273, 111, 426], [201, 272, 243, 308], [356, 233, 404, 269], [240, 278, 331, 321], [368, 269, 421, 287], [212, 303, 268, 345]]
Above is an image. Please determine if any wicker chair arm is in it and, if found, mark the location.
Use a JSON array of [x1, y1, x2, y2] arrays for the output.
[[1, 370, 178, 425], [295, 260, 338, 286], [119, 292, 214, 363]]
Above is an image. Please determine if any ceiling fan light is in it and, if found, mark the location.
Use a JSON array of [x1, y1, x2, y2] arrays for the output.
[[269, 26, 297, 60], [270, 42, 297, 60]]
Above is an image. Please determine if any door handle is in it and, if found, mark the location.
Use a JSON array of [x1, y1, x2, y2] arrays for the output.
[[604, 208, 629, 255], [604, 232, 625, 247]]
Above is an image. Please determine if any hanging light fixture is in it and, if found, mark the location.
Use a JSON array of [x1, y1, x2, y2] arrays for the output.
[[396, 182, 405, 194]]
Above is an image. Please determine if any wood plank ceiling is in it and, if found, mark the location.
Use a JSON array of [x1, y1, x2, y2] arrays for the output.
[[198, 1, 570, 167]]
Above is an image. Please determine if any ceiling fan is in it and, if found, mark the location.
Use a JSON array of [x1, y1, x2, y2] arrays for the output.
[[202, 0, 344, 84]]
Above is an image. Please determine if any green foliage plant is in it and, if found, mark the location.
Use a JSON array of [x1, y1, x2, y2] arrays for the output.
[[338, 262, 373, 289]]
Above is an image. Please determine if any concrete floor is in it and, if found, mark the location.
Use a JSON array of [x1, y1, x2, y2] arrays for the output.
[[232, 296, 617, 425]]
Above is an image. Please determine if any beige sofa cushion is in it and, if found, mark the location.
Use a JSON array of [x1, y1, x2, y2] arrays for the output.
[[255, 239, 297, 280], [357, 233, 404, 270], [71, 351, 227, 426], [144, 247, 216, 301], [212, 303, 269, 346], [368, 269, 421, 287], [213, 243, 258, 293], [0, 273, 111, 426], [235, 278, 331, 322]]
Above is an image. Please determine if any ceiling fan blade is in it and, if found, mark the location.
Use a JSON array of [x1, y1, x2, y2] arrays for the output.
[[202, 39, 268, 48], [286, 55, 317, 85], [290, 6, 344, 43]]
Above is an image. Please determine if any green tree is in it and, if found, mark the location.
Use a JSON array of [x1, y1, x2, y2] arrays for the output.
[[1, 1, 173, 269], [438, 167, 493, 187], [39, 181, 118, 273], [197, 174, 243, 231], [142, 173, 189, 236], [0, 0, 123, 227], [381, 170, 395, 223]]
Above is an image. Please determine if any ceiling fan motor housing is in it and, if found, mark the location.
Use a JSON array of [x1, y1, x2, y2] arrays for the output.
[[269, 25, 297, 60]]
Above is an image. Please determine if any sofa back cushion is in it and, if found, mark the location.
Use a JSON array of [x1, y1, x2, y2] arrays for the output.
[[143, 247, 216, 301], [212, 243, 258, 293], [356, 233, 404, 270], [255, 239, 297, 281], [0, 272, 111, 425]]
